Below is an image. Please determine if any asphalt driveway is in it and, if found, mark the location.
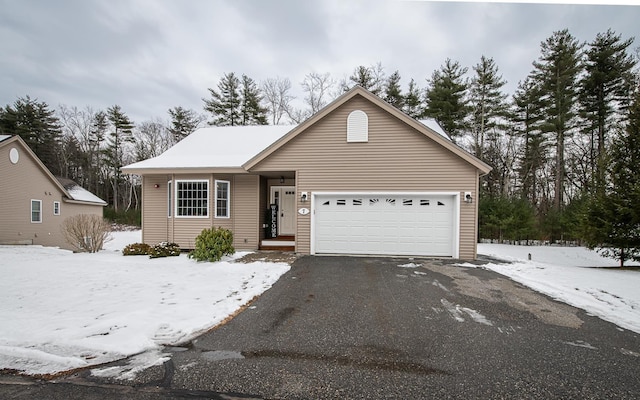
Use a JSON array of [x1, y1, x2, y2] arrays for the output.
[[3, 256, 640, 399]]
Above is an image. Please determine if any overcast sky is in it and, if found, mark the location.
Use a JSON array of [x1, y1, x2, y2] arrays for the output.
[[1, 0, 639, 124]]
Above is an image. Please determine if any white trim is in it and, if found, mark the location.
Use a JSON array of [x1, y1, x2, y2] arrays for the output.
[[31, 199, 42, 223], [310, 191, 460, 258], [174, 179, 209, 218], [215, 179, 231, 219], [53, 201, 60, 216], [167, 180, 172, 218]]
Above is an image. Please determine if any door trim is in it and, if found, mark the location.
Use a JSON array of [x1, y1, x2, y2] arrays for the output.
[[270, 186, 296, 236], [310, 191, 460, 257]]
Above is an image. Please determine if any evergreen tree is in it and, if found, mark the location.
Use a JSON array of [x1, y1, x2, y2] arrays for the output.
[[513, 75, 547, 207], [203, 72, 241, 126], [384, 70, 404, 109], [403, 78, 423, 118], [168, 106, 203, 143], [346, 63, 385, 95], [240, 74, 268, 125], [532, 29, 583, 212], [580, 29, 636, 193], [582, 87, 640, 266], [423, 58, 469, 141], [103, 105, 134, 211], [468, 55, 509, 159], [0, 96, 62, 174]]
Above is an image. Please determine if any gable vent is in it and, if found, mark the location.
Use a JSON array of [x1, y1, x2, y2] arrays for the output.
[[347, 110, 368, 142]]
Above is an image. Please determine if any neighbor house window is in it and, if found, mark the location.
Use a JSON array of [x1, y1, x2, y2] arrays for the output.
[[53, 201, 60, 215], [167, 180, 172, 217], [176, 180, 208, 217], [215, 180, 230, 218], [31, 199, 42, 223]]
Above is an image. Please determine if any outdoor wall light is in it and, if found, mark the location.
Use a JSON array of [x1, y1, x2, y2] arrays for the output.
[[154, 184, 160, 188], [464, 192, 473, 203], [300, 192, 308, 202]]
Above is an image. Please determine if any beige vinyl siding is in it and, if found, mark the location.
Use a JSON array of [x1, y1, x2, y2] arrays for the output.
[[231, 174, 260, 250], [0, 140, 103, 250], [252, 95, 480, 259], [143, 173, 262, 250], [142, 175, 171, 245]]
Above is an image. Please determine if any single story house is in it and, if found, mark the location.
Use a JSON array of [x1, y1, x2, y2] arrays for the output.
[[0, 135, 107, 250], [122, 86, 491, 259]]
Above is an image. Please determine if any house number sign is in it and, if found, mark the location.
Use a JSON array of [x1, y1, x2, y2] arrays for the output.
[[298, 208, 310, 215]]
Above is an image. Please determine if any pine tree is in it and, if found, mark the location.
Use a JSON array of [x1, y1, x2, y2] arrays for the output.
[[513, 75, 547, 206], [468, 56, 509, 159], [346, 63, 385, 95], [580, 29, 636, 193], [384, 70, 404, 109], [168, 106, 203, 143], [240, 74, 268, 125], [532, 29, 583, 211], [583, 87, 640, 266], [423, 58, 469, 141], [203, 72, 241, 126], [103, 105, 134, 211], [403, 78, 423, 118], [0, 96, 62, 174]]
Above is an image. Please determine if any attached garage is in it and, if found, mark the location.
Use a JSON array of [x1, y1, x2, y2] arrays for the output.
[[312, 192, 459, 257]]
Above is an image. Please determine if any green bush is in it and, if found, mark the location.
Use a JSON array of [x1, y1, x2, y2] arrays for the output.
[[149, 242, 181, 258], [123, 242, 152, 256], [188, 227, 235, 262]]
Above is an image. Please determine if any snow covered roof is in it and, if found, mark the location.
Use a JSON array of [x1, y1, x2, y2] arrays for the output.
[[123, 118, 451, 173], [418, 119, 451, 140], [56, 177, 107, 205], [122, 125, 295, 171], [0, 135, 10, 142]]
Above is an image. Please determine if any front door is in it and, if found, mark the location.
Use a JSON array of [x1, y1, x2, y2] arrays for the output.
[[270, 186, 296, 236]]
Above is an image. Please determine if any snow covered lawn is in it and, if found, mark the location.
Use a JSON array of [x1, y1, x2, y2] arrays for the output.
[[476, 244, 640, 334], [0, 230, 290, 376]]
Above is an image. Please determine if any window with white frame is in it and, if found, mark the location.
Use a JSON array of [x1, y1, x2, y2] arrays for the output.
[[31, 199, 42, 223], [176, 180, 208, 217], [53, 201, 60, 215], [215, 180, 230, 218]]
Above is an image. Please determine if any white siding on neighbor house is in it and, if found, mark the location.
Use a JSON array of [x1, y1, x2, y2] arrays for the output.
[[251, 94, 479, 259]]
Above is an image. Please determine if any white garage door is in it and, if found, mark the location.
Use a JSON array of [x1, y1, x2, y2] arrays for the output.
[[313, 193, 457, 257]]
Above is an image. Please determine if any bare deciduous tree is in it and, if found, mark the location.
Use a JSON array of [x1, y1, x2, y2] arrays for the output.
[[262, 77, 294, 125]]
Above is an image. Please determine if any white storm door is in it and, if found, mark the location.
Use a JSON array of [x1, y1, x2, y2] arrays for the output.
[[271, 186, 296, 236]]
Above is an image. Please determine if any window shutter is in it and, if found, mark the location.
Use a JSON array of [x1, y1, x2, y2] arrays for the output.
[[347, 110, 368, 142]]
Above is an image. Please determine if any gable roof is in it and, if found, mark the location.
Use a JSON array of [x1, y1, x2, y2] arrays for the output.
[[244, 86, 491, 174], [0, 135, 106, 206], [122, 86, 491, 176]]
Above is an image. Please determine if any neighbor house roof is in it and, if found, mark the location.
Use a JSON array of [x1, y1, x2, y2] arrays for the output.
[[56, 177, 107, 205], [0, 135, 106, 206]]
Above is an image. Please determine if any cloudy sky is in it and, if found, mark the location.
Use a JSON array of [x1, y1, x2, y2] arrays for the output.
[[1, 0, 639, 123]]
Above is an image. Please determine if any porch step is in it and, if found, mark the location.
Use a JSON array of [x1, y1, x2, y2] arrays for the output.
[[260, 237, 295, 251]]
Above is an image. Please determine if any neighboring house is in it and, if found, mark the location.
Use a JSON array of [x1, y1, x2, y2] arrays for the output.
[[123, 86, 491, 259], [0, 135, 107, 250]]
